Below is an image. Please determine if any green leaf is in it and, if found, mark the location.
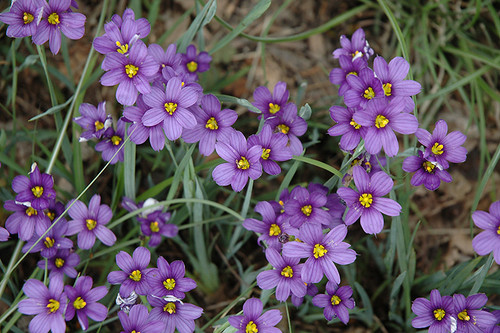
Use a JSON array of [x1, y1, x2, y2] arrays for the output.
[[29, 96, 74, 121], [298, 103, 312, 120], [177, 0, 217, 53], [215, 94, 262, 113]]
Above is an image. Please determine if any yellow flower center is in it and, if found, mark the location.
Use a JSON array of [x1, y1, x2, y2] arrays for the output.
[[301, 205, 312, 217], [277, 124, 289, 134], [269, 103, 280, 114], [269, 223, 281, 236], [433, 308, 446, 321], [363, 87, 375, 100], [431, 142, 444, 155], [95, 120, 104, 131], [164, 102, 178, 115], [26, 207, 37, 216], [150, 221, 160, 233], [73, 296, 87, 310], [115, 41, 129, 54], [383, 83, 392, 96], [129, 270, 142, 282], [331, 295, 341, 305], [281, 265, 293, 278], [375, 115, 389, 129], [125, 64, 139, 78], [245, 321, 258, 333], [313, 244, 327, 259], [236, 156, 250, 170], [497, 226, 500, 235], [352, 50, 361, 58], [163, 302, 176, 314], [47, 299, 60, 313], [46, 210, 56, 221], [347, 71, 358, 77], [359, 193, 373, 208], [187, 61, 198, 72], [31, 186, 44, 198], [44, 237, 55, 248], [423, 161, 435, 173], [111, 135, 122, 146], [163, 278, 176, 290], [23, 12, 34, 25], [261, 148, 271, 160], [457, 309, 470, 321], [350, 118, 361, 130], [48, 13, 60, 25], [86, 218, 97, 231], [55, 258, 65, 268], [205, 117, 219, 130]]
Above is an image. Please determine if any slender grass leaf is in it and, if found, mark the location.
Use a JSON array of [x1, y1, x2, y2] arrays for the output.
[[354, 282, 374, 325], [215, 94, 261, 113], [177, 0, 217, 53]]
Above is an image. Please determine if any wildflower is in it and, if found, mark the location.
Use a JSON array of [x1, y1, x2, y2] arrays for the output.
[[118, 304, 166, 333], [148, 43, 183, 82], [453, 293, 496, 332], [228, 298, 282, 333], [329, 55, 368, 96], [312, 281, 355, 324], [148, 296, 203, 333], [415, 119, 467, 169], [22, 220, 73, 258], [141, 77, 198, 141], [256, 248, 306, 302], [344, 68, 384, 109], [332, 28, 374, 61], [74, 102, 112, 141], [291, 282, 318, 307], [18, 278, 67, 333], [0, 226, 9, 241], [283, 224, 356, 284], [252, 81, 291, 119], [328, 106, 365, 152], [248, 125, 292, 175], [100, 40, 158, 106], [108, 247, 153, 296], [110, 8, 151, 38], [95, 118, 127, 164], [337, 165, 401, 234], [93, 19, 140, 56], [212, 130, 262, 192], [66, 194, 116, 249], [472, 200, 500, 264], [411, 289, 454, 332], [352, 97, 419, 157], [38, 248, 80, 280], [12, 163, 56, 210], [45, 200, 67, 224], [32, 0, 86, 55], [150, 257, 197, 300], [283, 185, 332, 229], [182, 94, 238, 156], [402, 150, 452, 191], [325, 193, 346, 229], [139, 210, 178, 247], [265, 103, 308, 156], [4, 200, 50, 241], [65, 276, 109, 330], [180, 44, 212, 81], [0, 0, 45, 38]]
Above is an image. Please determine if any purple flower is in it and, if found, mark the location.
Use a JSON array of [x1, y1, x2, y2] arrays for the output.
[[148, 297, 203, 333], [282, 224, 356, 284], [95, 118, 127, 164], [283, 185, 332, 229], [453, 293, 497, 332], [243, 201, 293, 251], [353, 97, 419, 156], [4, 200, 50, 241], [415, 119, 467, 169], [182, 94, 238, 156], [329, 55, 368, 96], [45, 200, 67, 224], [38, 249, 80, 280], [325, 193, 346, 229], [180, 44, 212, 81], [18, 278, 67, 333], [312, 281, 355, 324], [332, 28, 373, 61], [32, 0, 86, 55], [12, 163, 56, 210], [252, 81, 291, 119], [328, 105, 367, 152], [472, 200, 500, 264], [108, 247, 153, 296], [228, 298, 282, 333], [0, 0, 45, 38], [65, 276, 108, 330], [248, 125, 293, 175], [22, 220, 73, 258], [291, 282, 318, 307], [337, 165, 401, 234], [118, 304, 166, 333], [139, 210, 178, 247], [265, 103, 308, 156], [109, 8, 151, 38], [100, 40, 158, 106], [212, 130, 262, 192], [148, 43, 183, 82], [411, 289, 454, 332], [0, 226, 9, 241], [141, 77, 198, 141], [150, 257, 197, 300], [66, 194, 116, 249], [74, 102, 112, 141], [402, 150, 452, 191], [257, 248, 306, 302], [93, 19, 142, 56], [344, 68, 384, 109]]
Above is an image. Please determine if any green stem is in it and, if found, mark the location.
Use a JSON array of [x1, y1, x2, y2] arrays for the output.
[[0, 240, 23, 299], [292, 155, 343, 179], [36, 45, 58, 107]]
